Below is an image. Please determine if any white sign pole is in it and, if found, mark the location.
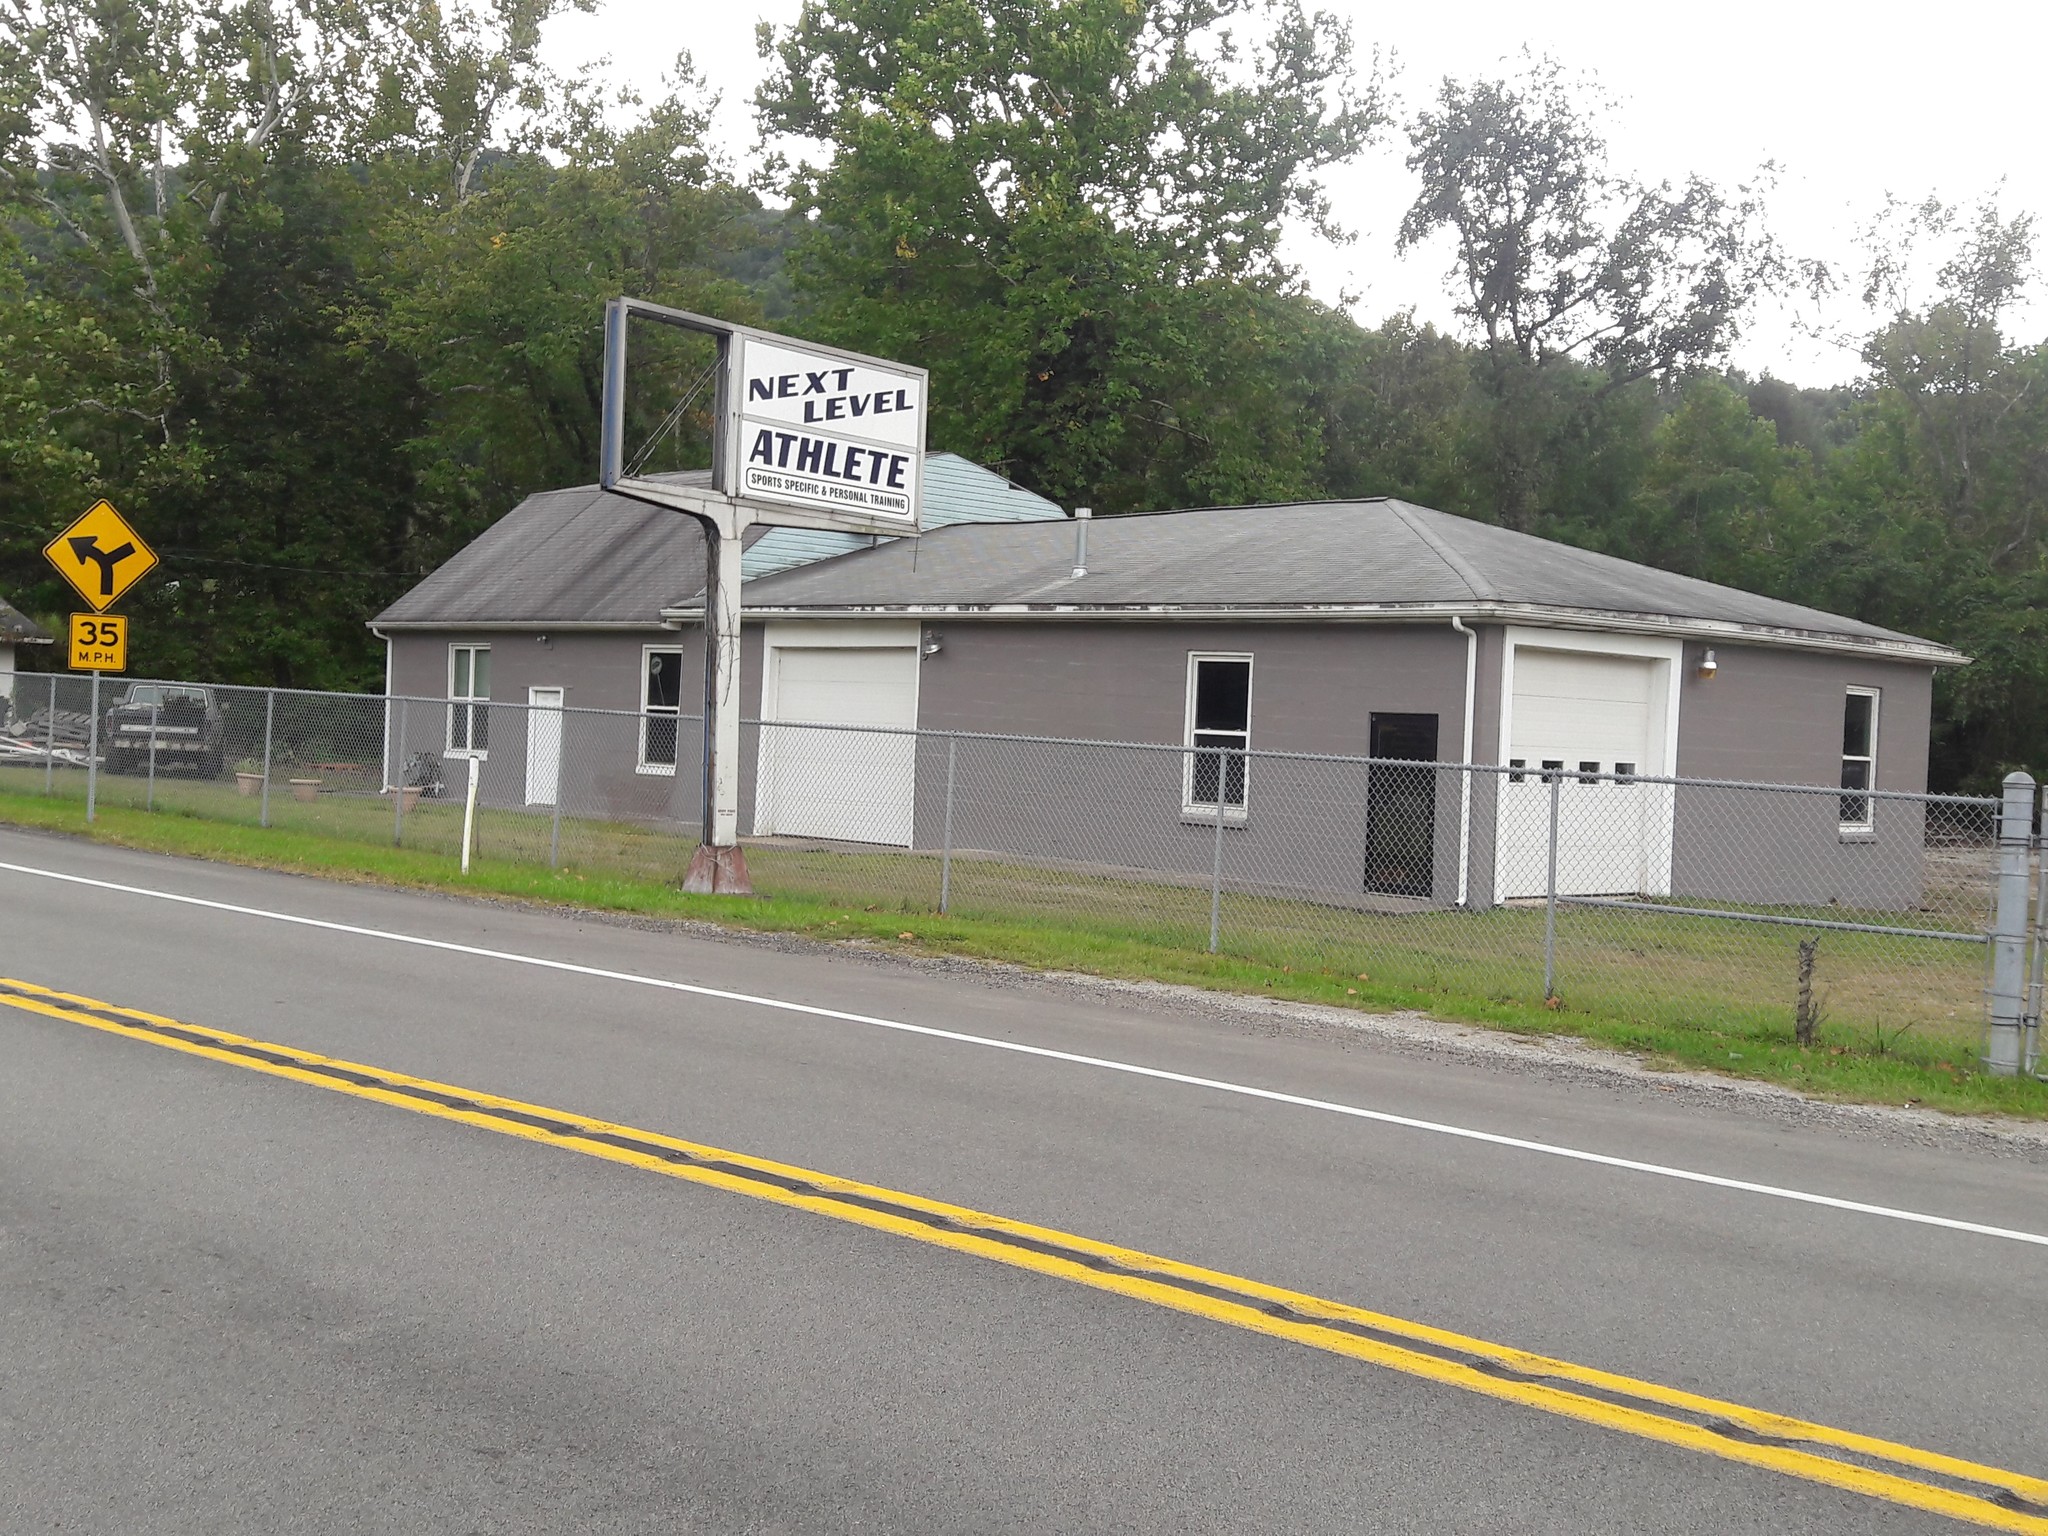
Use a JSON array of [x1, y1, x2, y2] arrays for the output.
[[684, 516, 747, 892], [599, 299, 927, 899]]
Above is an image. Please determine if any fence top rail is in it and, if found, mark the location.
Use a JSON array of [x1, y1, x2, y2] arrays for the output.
[[746, 716, 2000, 807], [59, 675, 2002, 810]]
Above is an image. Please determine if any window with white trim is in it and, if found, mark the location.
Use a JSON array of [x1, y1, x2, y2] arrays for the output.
[[1184, 653, 1252, 817], [641, 648, 685, 771], [1841, 688, 1878, 828], [447, 645, 490, 755]]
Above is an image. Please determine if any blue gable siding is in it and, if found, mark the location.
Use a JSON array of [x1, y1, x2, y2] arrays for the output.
[[743, 452, 1064, 579]]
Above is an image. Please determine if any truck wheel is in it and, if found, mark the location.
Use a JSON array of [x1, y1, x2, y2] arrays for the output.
[[198, 751, 222, 779]]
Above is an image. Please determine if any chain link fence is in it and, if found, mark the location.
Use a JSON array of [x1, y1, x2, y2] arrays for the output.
[[0, 671, 2014, 1062]]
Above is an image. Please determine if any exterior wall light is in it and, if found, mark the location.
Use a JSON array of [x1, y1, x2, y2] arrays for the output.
[[923, 631, 943, 657], [1697, 648, 1718, 679]]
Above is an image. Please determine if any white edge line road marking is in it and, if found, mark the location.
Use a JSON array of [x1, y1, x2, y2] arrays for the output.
[[4, 855, 2046, 1250]]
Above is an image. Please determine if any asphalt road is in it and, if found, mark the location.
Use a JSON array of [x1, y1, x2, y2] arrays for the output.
[[2, 827, 2045, 1533]]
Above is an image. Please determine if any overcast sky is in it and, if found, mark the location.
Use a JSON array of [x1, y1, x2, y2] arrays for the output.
[[542, 0, 2047, 387]]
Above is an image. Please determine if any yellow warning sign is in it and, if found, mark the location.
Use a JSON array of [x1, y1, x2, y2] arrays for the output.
[[44, 500, 158, 612], [68, 612, 129, 672]]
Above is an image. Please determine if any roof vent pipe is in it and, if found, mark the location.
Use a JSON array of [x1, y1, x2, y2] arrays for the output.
[[1072, 506, 1091, 578]]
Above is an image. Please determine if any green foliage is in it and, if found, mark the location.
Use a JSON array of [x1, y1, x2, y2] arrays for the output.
[[757, 0, 1380, 510], [3, 5, 2048, 792]]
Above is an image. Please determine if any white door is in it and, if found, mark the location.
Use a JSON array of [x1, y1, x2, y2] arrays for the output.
[[1498, 649, 1669, 898], [526, 687, 564, 806], [758, 647, 918, 845]]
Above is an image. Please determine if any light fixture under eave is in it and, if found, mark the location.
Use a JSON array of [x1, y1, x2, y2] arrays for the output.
[[922, 631, 943, 657], [1697, 648, 1718, 679]]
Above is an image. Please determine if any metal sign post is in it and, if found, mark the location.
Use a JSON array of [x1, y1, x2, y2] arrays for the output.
[[599, 298, 928, 895]]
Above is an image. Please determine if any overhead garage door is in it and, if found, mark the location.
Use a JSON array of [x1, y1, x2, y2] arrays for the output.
[[756, 645, 918, 845], [1498, 648, 1672, 898]]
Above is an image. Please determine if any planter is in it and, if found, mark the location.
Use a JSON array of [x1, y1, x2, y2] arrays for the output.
[[235, 772, 263, 797], [288, 778, 322, 803], [386, 784, 424, 812]]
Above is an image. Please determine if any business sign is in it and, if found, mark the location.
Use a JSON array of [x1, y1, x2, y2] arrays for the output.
[[45, 499, 158, 611], [600, 300, 928, 538], [732, 336, 924, 525], [68, 612, 129, 671]]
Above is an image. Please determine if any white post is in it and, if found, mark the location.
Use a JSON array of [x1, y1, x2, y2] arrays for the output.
[[1984, 770, 2035, 1076], [460, 751, 480, 874], [683, 518, 750, 893]]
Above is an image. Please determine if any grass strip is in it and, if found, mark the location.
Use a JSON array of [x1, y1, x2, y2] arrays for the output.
[[2, 786, 2044, 1120]]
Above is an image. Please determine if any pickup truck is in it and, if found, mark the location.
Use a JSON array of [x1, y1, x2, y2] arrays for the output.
[[104, 684, 228, 777]]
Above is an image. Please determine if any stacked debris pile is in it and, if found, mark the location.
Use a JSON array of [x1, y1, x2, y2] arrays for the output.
[[0, 707, 98, 767]]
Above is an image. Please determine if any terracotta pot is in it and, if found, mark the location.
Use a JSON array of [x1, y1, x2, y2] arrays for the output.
[[387, 785, 423, 812], [289, 778, 321, 803], [235, 772, 263, 797]]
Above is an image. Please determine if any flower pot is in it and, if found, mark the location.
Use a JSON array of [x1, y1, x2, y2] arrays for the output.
[[289, 778, 321, 803], [235, 772, 263, 797], [387, 784, 423, 812]]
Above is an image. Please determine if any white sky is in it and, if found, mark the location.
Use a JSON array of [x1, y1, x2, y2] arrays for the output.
[[544, 0, 2048, 387]]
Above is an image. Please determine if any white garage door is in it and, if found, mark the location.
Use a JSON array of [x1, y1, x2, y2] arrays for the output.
[[1498, 648, 1672, 898], [757, 646, 918, 845]]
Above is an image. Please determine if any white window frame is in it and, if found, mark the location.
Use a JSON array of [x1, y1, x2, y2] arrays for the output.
[[446, 644, 490, 758], [1183, 651, 1253, 822], [1840, 686, 1880, 834], [638, 645, 687, 776]]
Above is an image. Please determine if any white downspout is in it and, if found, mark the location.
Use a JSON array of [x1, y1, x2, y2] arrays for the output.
[[373, 626, 394, 792], [1450, 616, 1477, 907]]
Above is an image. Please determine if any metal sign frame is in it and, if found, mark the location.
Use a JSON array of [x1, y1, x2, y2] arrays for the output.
[[600, 298, 927, 538], [596, 298, 930, 895]]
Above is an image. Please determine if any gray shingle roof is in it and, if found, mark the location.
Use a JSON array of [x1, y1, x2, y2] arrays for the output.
[[373, 454, 1064, 628], [1, 597, 53, 644], [373, 479, 719, 627], [741, 452, 1064, 580], [735, 498, 1960, 661]]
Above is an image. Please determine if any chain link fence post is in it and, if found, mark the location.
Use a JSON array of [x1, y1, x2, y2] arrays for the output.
[[1984, 770, 2036, 1075], [2024, 822, 2047, 1078], [43, 674, 56, 795], [259, 688, 275, 828], [146, 702, 160, 811], [1543, 766, 1562, 1003], [939, 735, 957, 915], [391, 702, 408, 847], [1208, 751, 1228, 954], [85, 671, 100, 824]]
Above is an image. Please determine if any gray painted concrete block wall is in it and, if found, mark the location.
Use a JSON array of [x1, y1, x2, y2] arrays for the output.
[[908, 621, 1473, 904], [1670, 641, 1935, 910], [384, 620, 1944, 915]]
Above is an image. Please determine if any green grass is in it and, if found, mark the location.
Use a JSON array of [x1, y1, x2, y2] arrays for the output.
[[3, 767, 2044, 1120]]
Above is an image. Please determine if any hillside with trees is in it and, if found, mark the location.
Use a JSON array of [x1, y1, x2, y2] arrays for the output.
[[2, 0, 2042, 790]]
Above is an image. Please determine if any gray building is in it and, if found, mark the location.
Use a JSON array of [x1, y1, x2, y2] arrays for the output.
[[0, 597, 53, 727], [377, 491, 1965, 911]]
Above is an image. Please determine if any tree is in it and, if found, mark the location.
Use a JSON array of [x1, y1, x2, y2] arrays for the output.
[[355, 55, 761, 551], [756, 0, 1380, 511], [1400, 55, 1777, 529]]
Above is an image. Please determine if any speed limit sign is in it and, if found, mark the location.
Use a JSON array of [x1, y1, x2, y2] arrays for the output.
[[68, 612, 129, 671]]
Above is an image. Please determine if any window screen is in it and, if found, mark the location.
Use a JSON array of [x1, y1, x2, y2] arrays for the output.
[[643, 649, 684, 767], [448, 645, 490, 754], [1841, 689, 1877, 826], [1186, 655, 1251, 812]]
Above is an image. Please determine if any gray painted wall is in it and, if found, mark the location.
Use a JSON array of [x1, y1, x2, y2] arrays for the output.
[[1670, 641, 1936, 909], [908, 620, 1473, 905], [380, 619, 1947, 915]]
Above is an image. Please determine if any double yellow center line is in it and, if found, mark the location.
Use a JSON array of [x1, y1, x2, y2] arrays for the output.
[[5, 974, 2044, 1531]]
